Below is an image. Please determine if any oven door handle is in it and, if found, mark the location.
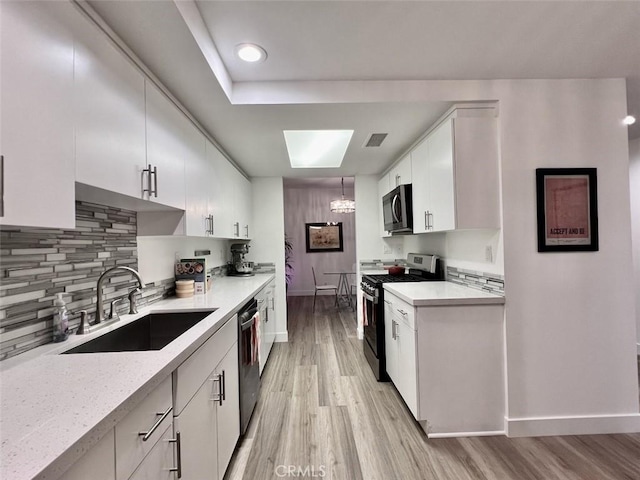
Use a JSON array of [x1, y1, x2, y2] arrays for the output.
[[361, 291, 378, 304], [240, 313, 256, 331]]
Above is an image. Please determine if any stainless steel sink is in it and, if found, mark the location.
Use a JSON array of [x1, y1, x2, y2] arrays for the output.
[[61, 309, 217, 354]]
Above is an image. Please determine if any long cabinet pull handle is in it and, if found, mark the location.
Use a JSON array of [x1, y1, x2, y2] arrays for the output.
[[234, 222, 240, 237], [221, 370, 226, 403], [0, 155, 4, 217], [209, 215, 214, 235], [169, 431, 182, 478], [139, 406, 172, 441], [151, 165, 158, 197]]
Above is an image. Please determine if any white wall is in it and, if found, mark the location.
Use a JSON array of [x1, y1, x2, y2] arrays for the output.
[[137, 236, 229, 283], [247, 177, 287, 342], [356, 80, 639, 436], [497, 80, 639, 435], [284, 183, 357, 296], [629, 138, 640, 350]]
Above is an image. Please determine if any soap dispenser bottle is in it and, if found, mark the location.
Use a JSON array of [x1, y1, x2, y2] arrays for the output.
[[53, 293, 69, 342]]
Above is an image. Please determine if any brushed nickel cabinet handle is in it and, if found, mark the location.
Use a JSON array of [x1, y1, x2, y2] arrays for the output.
[[151, 165, 158, 197], [138, 406, 172, 441], [168, 431, 182, 478]]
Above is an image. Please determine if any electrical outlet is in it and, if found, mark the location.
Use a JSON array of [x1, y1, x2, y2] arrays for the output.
[[485, 245, 493, 262], [383, 244, 392, 254]]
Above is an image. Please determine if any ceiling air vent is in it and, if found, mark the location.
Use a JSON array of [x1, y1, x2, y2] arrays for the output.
[[363, 133, 388, 148]]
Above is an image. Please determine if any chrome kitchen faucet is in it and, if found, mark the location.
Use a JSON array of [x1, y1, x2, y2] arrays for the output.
[[95, 266, 145, 324]]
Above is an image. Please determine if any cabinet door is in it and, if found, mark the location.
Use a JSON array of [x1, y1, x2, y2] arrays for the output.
[[428, 119, 456, 232], [208, 145, 235, 238], [128, 424, 175, 480], [266, 281, 277, 356], [174, 373, 218, 480], [74, 15, 146, 200], [378, 176, 391, 238], [258, 297, 269, 376], [145, 81, 186, 210], [383, 300, 397, 382], [0, 1, 75, 228], [237, 173, 252, 239], [62, 429, 115, 480], [390, 154, 412, 187], [396, 319, 418, 418], [216, 342, 240, 480], [410, 138, 430, 234], [184, 126, 209, 236]]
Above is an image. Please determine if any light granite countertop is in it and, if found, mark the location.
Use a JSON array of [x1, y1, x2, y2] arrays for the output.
[[0, 273, 274, 480], [384, 281, 505, 306]]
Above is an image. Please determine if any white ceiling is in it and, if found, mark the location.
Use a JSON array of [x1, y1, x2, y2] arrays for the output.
[[87, 0, 640, 180]]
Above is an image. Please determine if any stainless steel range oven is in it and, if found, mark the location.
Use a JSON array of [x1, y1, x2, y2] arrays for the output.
[[361, 253, 442, 381]]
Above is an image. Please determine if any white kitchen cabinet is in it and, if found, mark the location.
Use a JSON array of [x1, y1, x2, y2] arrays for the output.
[[183, 127, 209, 237], [172, 315, 239, 480], [257, 279, 276, 376], [383, 294, 418, 418], [127, 424, 176, 480], [383, 289, 504, 437], [61, 429, 115, 480], [215, 342, 240, 480], [378, 177, 392, 238], [73, 12, 146, 201], [389, 153, 412, 188], [145, 81, 186, 210], [115, 376, 173, 480], [209, 144, 248, 239], [412, 107, 500, 233], [174, 367, 218, 480], [0, 1, 76, 229]]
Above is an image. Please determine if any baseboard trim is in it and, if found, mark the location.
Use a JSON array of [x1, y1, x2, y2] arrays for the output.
[[275, 331, 289, 342], [505, 413, 640, 437], [427, 430, 505, 439]]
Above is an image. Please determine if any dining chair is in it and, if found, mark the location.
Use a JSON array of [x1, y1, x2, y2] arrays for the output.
[[312, 267, 339, 312]]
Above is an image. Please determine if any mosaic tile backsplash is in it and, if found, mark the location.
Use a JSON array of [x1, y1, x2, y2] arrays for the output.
[[446, 266, 505, 295], [0, 202, 174, 361]]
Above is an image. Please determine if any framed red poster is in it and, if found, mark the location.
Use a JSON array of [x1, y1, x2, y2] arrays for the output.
[[536, 168, 598, 252]]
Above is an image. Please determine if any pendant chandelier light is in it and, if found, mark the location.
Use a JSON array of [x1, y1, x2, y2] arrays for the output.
[[330, 177, 356, 213]]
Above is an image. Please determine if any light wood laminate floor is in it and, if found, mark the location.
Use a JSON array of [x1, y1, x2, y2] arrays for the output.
[[226, 296, 640, 480]]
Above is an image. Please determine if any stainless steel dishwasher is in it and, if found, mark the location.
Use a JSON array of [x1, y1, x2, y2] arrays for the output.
[[237, 298, 260, 435]]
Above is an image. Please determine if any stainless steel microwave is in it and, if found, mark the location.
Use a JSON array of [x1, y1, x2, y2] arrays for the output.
[[382, 184, 413, 233]]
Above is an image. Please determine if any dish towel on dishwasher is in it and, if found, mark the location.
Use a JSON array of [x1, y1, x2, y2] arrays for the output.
[[251, 312, 260, 365], [362, 302, 368, 327]]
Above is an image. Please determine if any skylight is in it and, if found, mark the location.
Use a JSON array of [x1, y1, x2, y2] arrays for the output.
[[284, 130, 354, 168]]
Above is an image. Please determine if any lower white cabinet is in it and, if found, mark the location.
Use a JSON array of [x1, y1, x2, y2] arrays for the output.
[[172, 315, 240, 480], [384, 296, 418, 417], [258, 280, 276, 376], [61, 429, 115, 480], [174, 340, 239, 480], [128, 424, 176, 480], [384, 291, 504, 437], [115, 376, 173, 480]]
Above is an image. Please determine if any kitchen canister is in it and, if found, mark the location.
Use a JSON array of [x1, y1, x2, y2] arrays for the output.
[[175, 279, 195, 298]]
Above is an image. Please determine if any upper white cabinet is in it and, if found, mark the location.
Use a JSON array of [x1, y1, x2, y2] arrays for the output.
[[389, 153, 412, 188], [378, 177, 392, 238], [0, 1, 76, 229], [145, 81, 186, 210], [412, 107, 500, 234], [183, 128, 209, 237], [74, 14, 146, 201]]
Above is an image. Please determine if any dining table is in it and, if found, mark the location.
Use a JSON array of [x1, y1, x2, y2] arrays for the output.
[[324, 271, 356, 309]]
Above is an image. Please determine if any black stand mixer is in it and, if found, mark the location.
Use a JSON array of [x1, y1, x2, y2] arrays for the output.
[[228, 243, 254, 276]]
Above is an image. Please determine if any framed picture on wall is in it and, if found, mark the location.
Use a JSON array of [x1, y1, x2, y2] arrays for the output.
[[305, 222, 344, 253], [536, 168, 599, 252]]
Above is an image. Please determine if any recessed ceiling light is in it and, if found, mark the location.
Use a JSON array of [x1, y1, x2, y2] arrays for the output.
[[235, 43, 267, 63], [284, 130, 354, 168], [623, 115, 636, 125]]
